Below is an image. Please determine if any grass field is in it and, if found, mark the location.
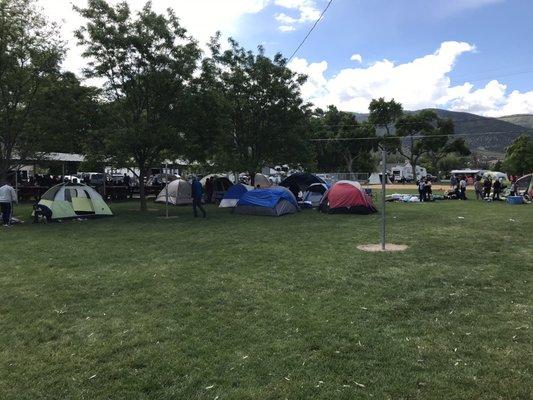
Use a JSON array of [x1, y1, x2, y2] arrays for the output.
[[1, 194, 532, 399]]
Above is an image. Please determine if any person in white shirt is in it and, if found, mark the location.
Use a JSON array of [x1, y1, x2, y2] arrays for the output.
[[0, 179, 17, 227], [459, 176, 467, 200]]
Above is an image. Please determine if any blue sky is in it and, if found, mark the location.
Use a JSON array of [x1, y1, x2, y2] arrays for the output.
[[41, 0, 533, 116]]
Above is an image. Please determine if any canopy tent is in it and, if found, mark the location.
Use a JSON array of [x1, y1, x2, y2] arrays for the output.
[[368, 172, 392, 184], [515, 174, 533, 197], [280, 173, 325, 193], [319, 180, 377, 214], [36, 183, 113, 221], [234, 187, 299, 216], [300, 183, 329, 208], [253, 173, 272, 188], [155, 179, 192, 205], [483, 171, 509, 183], [219, 183, 253, 208]]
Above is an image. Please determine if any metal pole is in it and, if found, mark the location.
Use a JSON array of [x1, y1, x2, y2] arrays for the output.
[[381, 148, 386, 250], [165, 163, 169, 218]]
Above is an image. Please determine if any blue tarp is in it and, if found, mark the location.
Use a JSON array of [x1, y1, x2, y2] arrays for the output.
[[223, 184, 249, 200], [237, 187, 298, 208]]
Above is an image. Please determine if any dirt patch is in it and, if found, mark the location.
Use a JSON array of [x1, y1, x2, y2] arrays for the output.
[[357, 243, 409, 252]]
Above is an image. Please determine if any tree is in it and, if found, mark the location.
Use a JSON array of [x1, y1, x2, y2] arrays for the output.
[[75, 0, 201, 211], [0, 0, 63, 180], [206, 38, 312, 182], [367, 98, 403, 174], [502, 134, 533, 176], [311, 106, 378, 173], [30, 72, 102, 153], [423, 118, 470, 178]]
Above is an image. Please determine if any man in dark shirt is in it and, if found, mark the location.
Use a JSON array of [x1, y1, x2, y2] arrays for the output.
[[191, 177, 206, 218]]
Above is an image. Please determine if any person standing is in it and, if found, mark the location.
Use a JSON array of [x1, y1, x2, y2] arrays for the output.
[[425, 178, 432, 201], [483, 177, 492, 199], [492, 178, 502, 200], [459, 176, 467, 200], [0, 179, 18, 227], [418, 178, 426, 202], [205, 177, 213, 204], [191, 177, 206, 218], [474, 176, 483, 200]]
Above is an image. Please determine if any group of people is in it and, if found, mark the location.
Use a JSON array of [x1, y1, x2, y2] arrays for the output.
[[416, 178, 433, 201]]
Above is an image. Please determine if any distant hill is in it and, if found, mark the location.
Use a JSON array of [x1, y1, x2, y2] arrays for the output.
[[497, 114, 533, 130], [352, 109, 533, 154]]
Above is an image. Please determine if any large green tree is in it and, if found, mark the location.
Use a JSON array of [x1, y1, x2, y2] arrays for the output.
[[0, 0, 63, 180], [75, 0, 201, 210], [311, 106, 378, 173], [206, 38, 312, 181], [503, 134, 533, 176], [422, 118, 470, 177]]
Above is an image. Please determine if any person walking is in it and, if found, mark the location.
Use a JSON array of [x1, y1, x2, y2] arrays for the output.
[[191, 177, 206, 218], [459, 176, 467, 200], [474, 176, 483, 200], [0, 179, 18, 227]]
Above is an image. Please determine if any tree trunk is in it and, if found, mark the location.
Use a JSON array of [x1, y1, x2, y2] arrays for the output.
[[411, 158, 417, 183], [139, 171, 147, 212], [249, 171, 256, 187]]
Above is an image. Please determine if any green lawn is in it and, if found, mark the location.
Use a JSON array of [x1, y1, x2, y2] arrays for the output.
[[1, 196, 532, 399]]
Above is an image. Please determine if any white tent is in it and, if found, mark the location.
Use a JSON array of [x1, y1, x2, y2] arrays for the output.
[[155, 179, 192, 205], [254, 173, 272, 188], [368, 172, 392, 184]]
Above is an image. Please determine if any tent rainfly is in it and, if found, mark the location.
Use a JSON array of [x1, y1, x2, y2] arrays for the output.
[[36, 183, 113, 221]]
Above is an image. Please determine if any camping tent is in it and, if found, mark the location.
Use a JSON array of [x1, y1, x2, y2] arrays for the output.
[[319, 180, 377, 214], [368, 172, 392, 184], [515, 173, 533, 197], [155, 179, 192, 205], [253, 173, 272, 188], [36, 183, 113, 221], [280, 173, 325, 193], [219, 183, 253, 208], [301, 183, 329, 208], [212, 177, 233, 202], [234, 187, 299, 216]]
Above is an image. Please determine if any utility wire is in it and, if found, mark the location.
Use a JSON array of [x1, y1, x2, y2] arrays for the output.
[[309, 130, 527, 141], [288, 0, 334, 62]]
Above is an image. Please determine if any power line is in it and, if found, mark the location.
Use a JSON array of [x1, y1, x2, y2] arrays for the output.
[[309, 130, 527, 141], [288, 0, 334, 62]]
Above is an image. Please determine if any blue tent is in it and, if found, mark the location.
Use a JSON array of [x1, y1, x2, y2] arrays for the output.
[[219, 183, 253, 208], [234, 187, 299, 216]]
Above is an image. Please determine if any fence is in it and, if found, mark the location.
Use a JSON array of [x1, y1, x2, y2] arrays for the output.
[[315, 172, 370, 183]]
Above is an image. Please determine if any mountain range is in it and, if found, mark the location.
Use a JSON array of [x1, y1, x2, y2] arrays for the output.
[[353, 109, 533, 155]]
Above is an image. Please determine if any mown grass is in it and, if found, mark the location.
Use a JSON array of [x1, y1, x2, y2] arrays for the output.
[[0, 194, 531, 399]]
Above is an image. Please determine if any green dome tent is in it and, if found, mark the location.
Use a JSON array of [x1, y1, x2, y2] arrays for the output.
[[36, 183, 113, 221]]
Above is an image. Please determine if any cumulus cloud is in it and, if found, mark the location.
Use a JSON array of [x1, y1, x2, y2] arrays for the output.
[[38, 0, 270, 74], [274, 0, 321, 32], [350, 54, 362, 63], [289, 41, 533, 116]]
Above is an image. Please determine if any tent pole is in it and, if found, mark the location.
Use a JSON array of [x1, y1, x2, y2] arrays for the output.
[[381, 148, 386, 250]]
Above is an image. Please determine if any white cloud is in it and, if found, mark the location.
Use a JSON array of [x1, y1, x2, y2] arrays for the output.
[[289, 41, 533, 116], [350, 54, 362, 63], [38, 0, 270, 74], [274, 0, 321, 32], [278, 25, 297, 32]]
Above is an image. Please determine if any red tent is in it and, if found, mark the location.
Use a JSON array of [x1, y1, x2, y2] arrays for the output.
[[319, 180, 377, 214]]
